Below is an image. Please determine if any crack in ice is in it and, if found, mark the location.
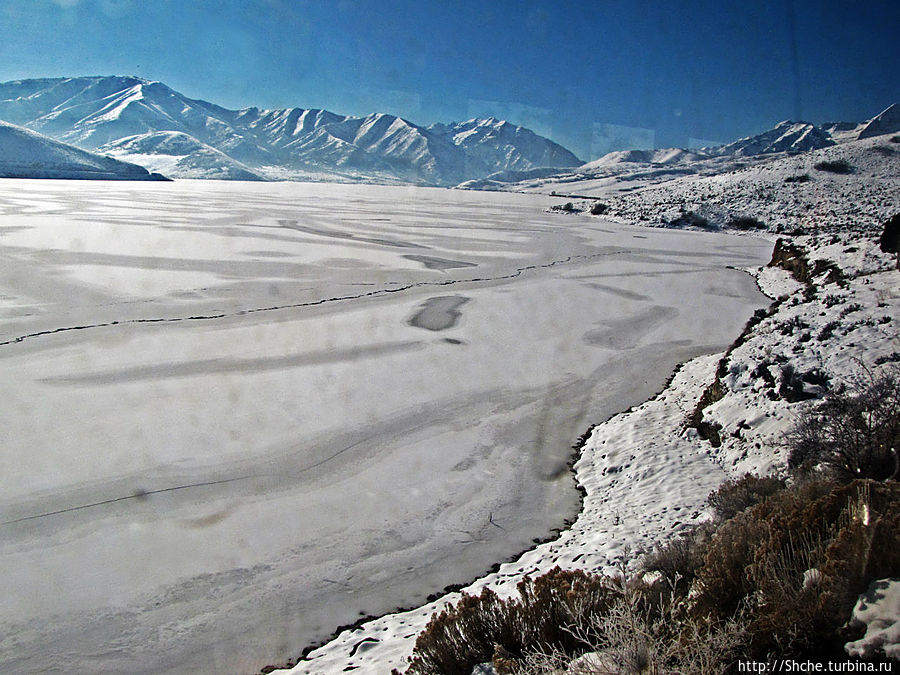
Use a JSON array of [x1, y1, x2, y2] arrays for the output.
[[0, 252, 621, 348]]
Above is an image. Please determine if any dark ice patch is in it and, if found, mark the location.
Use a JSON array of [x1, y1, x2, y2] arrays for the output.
[[583, 305, 678, 349], [408, 296, 470, 331], [403, 254, 478, 271]]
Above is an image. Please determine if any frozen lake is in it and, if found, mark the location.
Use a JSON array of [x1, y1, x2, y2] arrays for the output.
[[0, 179, 771, 673]]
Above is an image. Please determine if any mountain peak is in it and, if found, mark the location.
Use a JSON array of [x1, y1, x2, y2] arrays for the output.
[[712, 119, 833, 157], [858, 102, 900, 139]]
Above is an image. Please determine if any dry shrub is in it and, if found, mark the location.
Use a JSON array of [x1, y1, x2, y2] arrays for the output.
[[641, 523, 714, 589], [814, 158, 854, 174], [409, 566, 748, 675], [692, 478, 900, 658], [727, 215, 766, 230], [513, 576, 746, 675], [787, 367, 900, 480], [406, 568, 618, 675], [707, 473, 786, 522]]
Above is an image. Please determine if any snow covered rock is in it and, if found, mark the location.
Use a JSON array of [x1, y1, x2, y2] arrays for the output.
[[845, 578, 900, 659]]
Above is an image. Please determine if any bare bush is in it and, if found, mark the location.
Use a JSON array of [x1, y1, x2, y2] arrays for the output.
[[787, 367, 900, 480], [692, 478, 900, 658], [727, 215, 766, 230], [814, 159, 854, 174], [514, 576, 746, 675], [880, 213, 900, 269], [641, 524, 714, 588]]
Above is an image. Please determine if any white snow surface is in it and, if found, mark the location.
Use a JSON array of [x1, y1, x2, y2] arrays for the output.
[[0, 179, 770, 675], [845, 578, 900, 659], [284, 352, 730, 674]]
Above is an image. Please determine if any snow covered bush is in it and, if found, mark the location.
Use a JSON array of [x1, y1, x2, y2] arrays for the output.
[[404, 568, 618, 675], [692, 478, 900, 659], [787, 366, 900, 480]]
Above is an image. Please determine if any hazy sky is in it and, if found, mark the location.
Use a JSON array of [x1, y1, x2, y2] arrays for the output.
[[1, 0, 898, 160]]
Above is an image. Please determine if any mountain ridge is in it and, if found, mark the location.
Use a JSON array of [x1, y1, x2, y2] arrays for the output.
[[0, 76, 582, 184], [456, 103, 899, 192]]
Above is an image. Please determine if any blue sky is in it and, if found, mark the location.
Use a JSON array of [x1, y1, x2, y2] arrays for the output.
[[1, 0, 897, 160]]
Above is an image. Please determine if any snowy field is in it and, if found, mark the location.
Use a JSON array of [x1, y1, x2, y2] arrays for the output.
[[0, 179, 771, 674]]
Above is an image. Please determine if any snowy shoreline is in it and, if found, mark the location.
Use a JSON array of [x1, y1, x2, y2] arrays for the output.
[[273, 257, 778, 673], [276, 353, 745, 674]]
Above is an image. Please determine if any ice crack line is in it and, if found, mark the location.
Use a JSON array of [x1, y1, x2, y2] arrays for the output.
[[0, 251, 622, 349], [0, 421, 439, 526], [0, 476, 258, 526]]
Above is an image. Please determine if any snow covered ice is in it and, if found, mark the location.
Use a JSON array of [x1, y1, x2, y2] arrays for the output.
[[0, 179, 770, 674]]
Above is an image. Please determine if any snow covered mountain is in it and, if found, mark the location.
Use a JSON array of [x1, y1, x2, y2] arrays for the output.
[[0, 119, 166, 180], [857, 102, 900, 139], [0, 76, 582, 184], [457, 104, 898, 193], [428, 118, 582, 176]]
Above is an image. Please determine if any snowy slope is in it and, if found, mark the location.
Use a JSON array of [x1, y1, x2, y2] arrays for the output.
[[579, 148, 701, 171], [568, 135, 900, 234], [857, 102, 900, 139], [100, 131, 264, 180], [464, 104, 897, 195], [0, 119, 166, 180], [0, 76, 582, 184]]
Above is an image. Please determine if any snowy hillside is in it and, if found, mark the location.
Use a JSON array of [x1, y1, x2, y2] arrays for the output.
[[857, 102, 900, 139], [101, 131, 264, 180], [578, 147, 702, 171], [0, 76, 582, 184], [0, 119, 166, 180], [567, 134, 900, 235], [464, 103, 898, 196]]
